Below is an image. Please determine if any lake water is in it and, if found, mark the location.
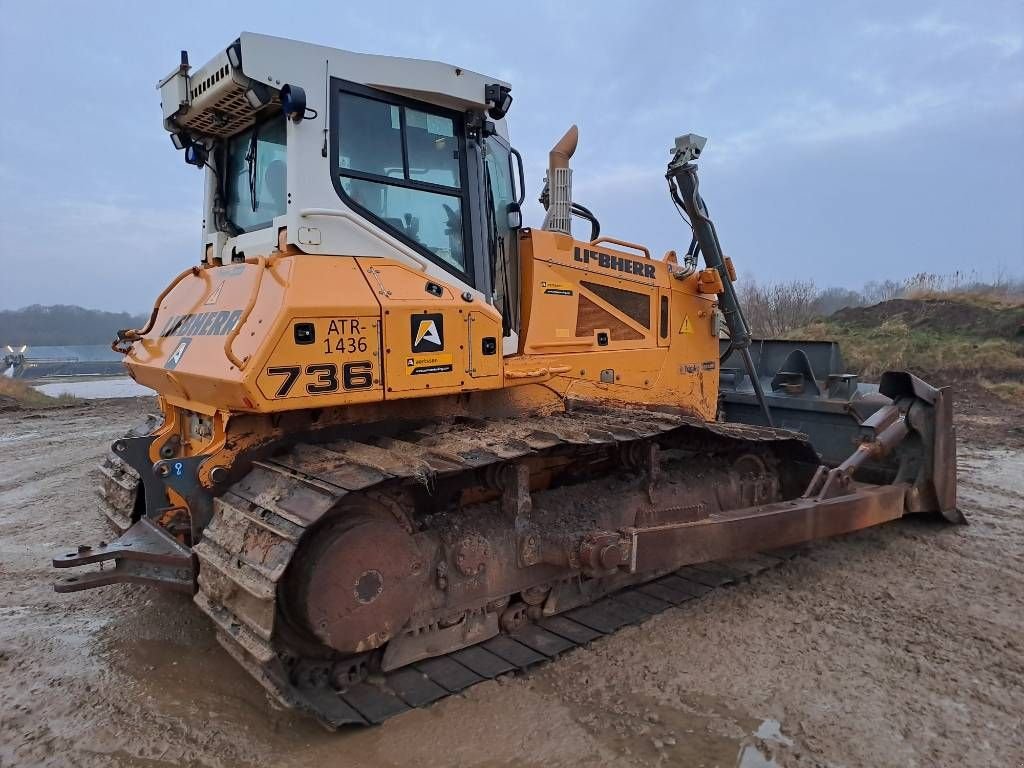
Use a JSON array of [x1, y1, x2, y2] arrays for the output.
[[34, 377, 154, 399]]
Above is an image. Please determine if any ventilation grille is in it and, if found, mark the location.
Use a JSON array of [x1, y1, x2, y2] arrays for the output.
[[580, 281, 650, 329], [576, 295, 644, 341], [190, 64, 231, 100], [179, 84, 280, 138]]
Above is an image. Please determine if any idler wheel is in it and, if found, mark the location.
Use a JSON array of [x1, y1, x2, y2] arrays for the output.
[[293, 514, 424, 655]]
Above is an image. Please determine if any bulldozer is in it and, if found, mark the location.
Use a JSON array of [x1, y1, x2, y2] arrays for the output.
[[53, 33, 961, 727]]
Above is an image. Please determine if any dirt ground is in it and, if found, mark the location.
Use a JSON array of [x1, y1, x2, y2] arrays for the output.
[[1, 397, 1022, 768]]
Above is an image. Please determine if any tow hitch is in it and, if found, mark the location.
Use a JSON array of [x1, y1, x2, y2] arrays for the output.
[[53, 517, 194, 594]]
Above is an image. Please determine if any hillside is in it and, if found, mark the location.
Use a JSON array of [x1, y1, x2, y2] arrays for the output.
[[0, 305, 147, 347], [795, 294, 1024, 401]]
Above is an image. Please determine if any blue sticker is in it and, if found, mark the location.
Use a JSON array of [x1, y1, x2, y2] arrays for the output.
[[174, 462, 183, 476]]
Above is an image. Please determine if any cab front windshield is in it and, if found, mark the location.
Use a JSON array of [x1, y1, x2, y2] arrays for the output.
[[225, 115, 287, 233]]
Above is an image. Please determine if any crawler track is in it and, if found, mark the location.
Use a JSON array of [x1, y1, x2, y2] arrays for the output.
[[101, 407, 813, 727]]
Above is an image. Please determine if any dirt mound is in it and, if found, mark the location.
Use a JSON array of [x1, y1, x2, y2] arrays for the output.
[[831, 297, 1024, 339], [795, 294, 1024, 391]]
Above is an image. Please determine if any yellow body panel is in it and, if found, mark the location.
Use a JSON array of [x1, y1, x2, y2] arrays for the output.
[[125, 230, 721, 425], [517, 230, 720, 418]]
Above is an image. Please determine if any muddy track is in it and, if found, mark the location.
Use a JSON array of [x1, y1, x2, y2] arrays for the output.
[[180, 408, 808, 727], [206, 500, 801, 727]]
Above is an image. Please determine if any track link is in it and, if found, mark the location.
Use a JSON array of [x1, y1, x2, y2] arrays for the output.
[[97, 414, 161, 535], [185, 407, 810, 727]]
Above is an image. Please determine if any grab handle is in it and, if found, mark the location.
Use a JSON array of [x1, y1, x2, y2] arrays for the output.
[[224, 256, 271, 371], [589, 237, 651, 260]]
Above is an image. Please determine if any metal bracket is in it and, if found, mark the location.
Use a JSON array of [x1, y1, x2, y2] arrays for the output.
[[111, 435, 164, 519], [53, 517, 194, 594], [153, 455, 214, 543]]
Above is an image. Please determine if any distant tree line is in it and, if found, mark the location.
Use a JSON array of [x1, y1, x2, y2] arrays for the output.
[[738, 270, 1024, 338], [3, 268, 1021, 347], [0, 305, 147, 346]]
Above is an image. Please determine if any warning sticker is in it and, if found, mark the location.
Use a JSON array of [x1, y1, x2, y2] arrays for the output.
[[542, 281, 574, 296], [407, 353, 453, 375], [679, 315, 694, 334]]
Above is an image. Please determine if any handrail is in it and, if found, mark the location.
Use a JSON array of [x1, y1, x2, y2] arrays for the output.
[[112, 266, 204, 354], [529, 339, 594, 349], [224, 256, 270, 371], [589, 236, 651, 260]]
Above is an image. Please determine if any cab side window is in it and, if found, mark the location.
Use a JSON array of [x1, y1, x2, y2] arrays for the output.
[[333, 87, 469, 278]]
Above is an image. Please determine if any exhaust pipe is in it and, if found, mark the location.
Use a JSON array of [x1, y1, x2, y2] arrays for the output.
[[542, 124, 578, 235]]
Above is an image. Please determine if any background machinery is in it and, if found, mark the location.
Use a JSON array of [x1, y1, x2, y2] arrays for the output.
[[53, 33, 960, 727]]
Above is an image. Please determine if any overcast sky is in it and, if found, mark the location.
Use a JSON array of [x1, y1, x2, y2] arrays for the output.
[[0, 0, 1021, 312]]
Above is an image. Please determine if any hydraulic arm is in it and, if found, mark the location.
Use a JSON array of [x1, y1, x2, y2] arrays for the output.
[[667, 135, 774, 425]]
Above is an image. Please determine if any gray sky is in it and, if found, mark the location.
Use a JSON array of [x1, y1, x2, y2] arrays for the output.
[[0, 0, 1021, 312]]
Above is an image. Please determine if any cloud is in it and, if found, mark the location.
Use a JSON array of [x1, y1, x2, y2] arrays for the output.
[[862, 12, 1023, 58], [710, 87, 968, 161], [572, 164, 652, 197], [707, 9, 1024, 165]]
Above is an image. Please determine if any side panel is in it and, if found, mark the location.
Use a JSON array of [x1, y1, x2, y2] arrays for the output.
[[248, 256, 385, 410], [363, 258, 504, 397], [514, 230, 720, 418], [256, 315, 382, 404], [521, 231, 662, 355]]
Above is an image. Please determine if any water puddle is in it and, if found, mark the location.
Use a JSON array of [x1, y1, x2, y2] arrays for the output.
[[736, 718, 794, 766], [33, 376, 154, 399]]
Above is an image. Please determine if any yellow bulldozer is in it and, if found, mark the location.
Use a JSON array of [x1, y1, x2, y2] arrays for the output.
[[53, 33, 960, 727]]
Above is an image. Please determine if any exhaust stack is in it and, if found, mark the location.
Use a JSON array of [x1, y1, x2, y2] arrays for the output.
[[542, 124, 578, 235]]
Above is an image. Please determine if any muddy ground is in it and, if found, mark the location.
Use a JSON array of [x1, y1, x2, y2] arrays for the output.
[[1, 397, 1022, 767]]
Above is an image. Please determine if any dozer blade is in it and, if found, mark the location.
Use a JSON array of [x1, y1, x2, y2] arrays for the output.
[[721, 340, 961, 523], [53, 517, 195, 594]]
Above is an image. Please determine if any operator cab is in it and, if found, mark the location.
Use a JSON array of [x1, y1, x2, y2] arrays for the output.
[[158, 33, 522, 347]]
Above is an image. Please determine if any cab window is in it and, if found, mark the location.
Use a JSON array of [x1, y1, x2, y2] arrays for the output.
[[225, 115, 287, 233], [332, 85, 469, 278], [485, 136, 519, 333]]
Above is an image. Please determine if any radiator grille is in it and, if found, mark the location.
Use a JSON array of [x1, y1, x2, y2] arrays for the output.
[[580, 281, 651, 329], [576, 295, 644, 341]]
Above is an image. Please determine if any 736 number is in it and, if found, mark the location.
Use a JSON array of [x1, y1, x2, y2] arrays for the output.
[[266, 361, 374, 397]]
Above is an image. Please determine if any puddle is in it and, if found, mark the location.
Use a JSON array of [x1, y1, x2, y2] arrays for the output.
[[33, 376, 154, 399], [754, 718, 793, 746], [736, 719, 794, 767], [737, 744, 778, 767]]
